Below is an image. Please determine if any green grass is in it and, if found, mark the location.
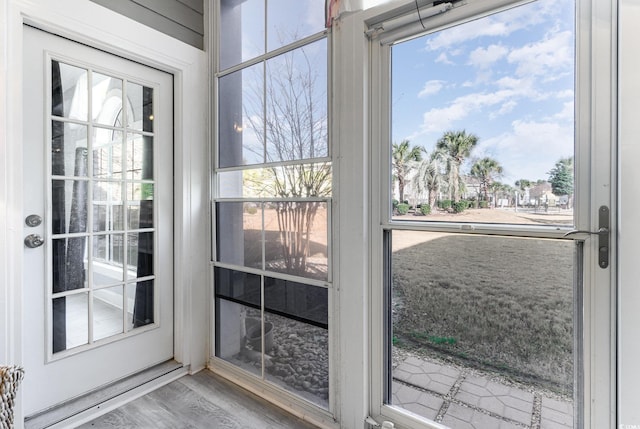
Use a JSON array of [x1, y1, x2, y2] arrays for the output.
[[392, 232, 574, 395]]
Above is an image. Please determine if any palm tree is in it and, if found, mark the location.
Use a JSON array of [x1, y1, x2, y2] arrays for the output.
[[392, 140, 422, 203], [411, 149, 446, 209], [470, 157, 504, 203], [436, 130, 479, 202]]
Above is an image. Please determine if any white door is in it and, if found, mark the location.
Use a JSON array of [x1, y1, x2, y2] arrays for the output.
[[22, 26, 174, 416]]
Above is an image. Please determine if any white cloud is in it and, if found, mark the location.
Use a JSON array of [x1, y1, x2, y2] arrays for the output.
[[468, 44, 508, 69], [553, 101, 574, 121], [508, 30, 573, 77], [435, 52, 454, 65], [497, 100, 518, 116], [554, 89, 574, 99], [476, 119, 573, 183], [418, 80, 446, 98]]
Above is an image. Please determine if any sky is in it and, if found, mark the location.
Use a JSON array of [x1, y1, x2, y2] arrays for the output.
[[391, 0, 575, 186]]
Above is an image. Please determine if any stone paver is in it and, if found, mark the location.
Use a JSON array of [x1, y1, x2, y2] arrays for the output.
[[540, 396, 573, 429], [392, 381, 443, 421], [442, 403, 522, 429], [454, 375, 534, 425], [394, 356, 460, 395]]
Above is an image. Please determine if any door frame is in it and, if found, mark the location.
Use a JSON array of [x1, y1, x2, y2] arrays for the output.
[[0, 0, 209, 426]]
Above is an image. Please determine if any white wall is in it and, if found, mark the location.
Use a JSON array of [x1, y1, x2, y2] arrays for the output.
[[0, 0, 209, 426]]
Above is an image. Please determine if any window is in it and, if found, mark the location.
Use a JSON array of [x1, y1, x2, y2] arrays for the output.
[[368, 1, 591, 428], [213, 0, 332, 412]]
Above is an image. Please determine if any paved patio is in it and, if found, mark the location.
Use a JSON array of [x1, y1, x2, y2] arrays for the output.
[[392, 356, 573, 429]]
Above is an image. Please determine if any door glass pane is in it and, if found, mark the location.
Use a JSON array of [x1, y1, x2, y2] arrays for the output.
[[51, 122, 88, 176], [126, 83, 153, 132], [92, 73, 123, 126], [388, 230, 576, 427], [52, 61, 88, 120], [390, 0, 575, 226], [93, 286, 124, 341], [47, 56, 163, 357]]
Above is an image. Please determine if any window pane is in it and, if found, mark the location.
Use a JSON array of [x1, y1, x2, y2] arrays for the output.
[[220, 0, 265, 71], [93, 128, 123, 179], [267, 0, 325, 52], [391, 0, 575, 226], [126, 82, 153, 132], [92, 73, 123, 126], [264, 312, 329, 409], [128, 232, 153, 278], [265, 40, 328, 163], [52, 61, 88, 120], [51, 122, 88, 177], [264, 277, 327, 327], [215, 268, 262, 377], [55, 293, 89, 351], [218, 163, 332, 198], [216, 202, 263, 269], [219, 64, 264, 168], [389, 230, 575, 427], [128, 280, 154, 329], [93, 286, 124, 341], [127, 133, 153, 180], [264, 201, 328, 280]]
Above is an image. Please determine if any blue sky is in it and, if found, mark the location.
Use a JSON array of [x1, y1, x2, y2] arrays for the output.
[[391, 0, 575, 186]]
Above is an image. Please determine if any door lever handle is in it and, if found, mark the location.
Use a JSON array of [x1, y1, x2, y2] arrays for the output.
[[563, 206, 609, 269]]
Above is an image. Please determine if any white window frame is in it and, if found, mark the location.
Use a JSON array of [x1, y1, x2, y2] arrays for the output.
[[364, 0, 617, 428]]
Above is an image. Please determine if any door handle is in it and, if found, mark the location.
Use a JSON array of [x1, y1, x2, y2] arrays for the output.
[[24, 234, 44, 248], [563, 206, 610, 269]]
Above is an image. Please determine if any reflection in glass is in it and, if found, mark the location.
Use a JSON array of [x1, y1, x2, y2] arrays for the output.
[[267, 0, 324, 51], [92, 73, 123, 126], [126, 134, 153, 180], [52, 61, 88, 120], [218, 64, 264, 168], [265, 40, 328, 163], [129, 280, 154, 329], [54, 293, 89, 350], [127, 183, 153, 230], [216, 202, 263, 269], [92, 244, 123, 286], [389, 230, 575, 422], [51, 122, 88, 176], [93, 286, 124, 341], [126, 82, 153, 132], [218, 163, 332, 199], [264, 201, 328, 280], [128, 232, 153, 277], [93, 233, 125, 265], [93, 128, 123, 179], [219, 0, 265, 70]]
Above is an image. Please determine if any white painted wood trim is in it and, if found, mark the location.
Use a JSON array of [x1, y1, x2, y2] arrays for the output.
[[1, 1, 209, 427]]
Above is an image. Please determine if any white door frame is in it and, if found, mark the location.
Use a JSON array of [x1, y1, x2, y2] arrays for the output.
[[0, 1, 209, 427], [618, 1, 640, 427]]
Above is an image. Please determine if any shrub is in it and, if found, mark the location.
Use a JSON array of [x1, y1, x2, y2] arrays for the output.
[[245, 205, 258, 215], [438, 199, 452, 210], [420, 204, 431, 215], [453, 200, 468, 213], [479, 201, 489, 209], [397, 203, 410, 215]]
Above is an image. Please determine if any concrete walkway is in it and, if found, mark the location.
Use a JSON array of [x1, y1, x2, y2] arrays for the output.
[[392, 356, 573, 429]]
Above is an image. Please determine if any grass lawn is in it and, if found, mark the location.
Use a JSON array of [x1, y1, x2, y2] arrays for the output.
[[392, 230, 575, 395]]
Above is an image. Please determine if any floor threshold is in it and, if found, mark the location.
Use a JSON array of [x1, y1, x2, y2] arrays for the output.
[[24, 360, 187, 429]]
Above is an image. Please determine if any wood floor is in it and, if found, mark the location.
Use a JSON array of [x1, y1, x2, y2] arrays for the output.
[[79, 370, 319, 429]]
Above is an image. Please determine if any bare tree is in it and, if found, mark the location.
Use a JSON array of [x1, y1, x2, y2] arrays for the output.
[[244, 42, 330, 277]]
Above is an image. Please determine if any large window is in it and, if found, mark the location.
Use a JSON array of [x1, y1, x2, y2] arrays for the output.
[[369, 1, 587, 428], [213, 0, 332, 412]]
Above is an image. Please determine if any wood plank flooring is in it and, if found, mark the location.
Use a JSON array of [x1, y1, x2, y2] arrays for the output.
[[79, 370, 319, 429]]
